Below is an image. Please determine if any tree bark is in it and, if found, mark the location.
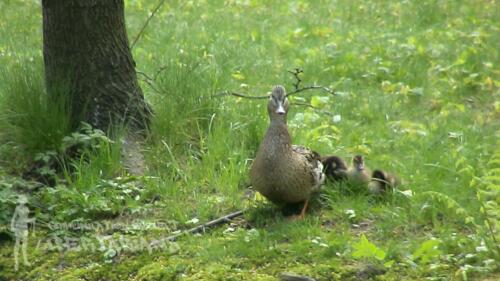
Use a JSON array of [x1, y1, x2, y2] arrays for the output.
[[42, 0, 151, 132]]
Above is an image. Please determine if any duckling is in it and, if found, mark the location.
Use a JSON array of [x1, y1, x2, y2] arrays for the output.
[[321, 155, 348, 182], [346, 155, 371, 186], [250, 85, 325, 219], [368, 169, 400, 195]]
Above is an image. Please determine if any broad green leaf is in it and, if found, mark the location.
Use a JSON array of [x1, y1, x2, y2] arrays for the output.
[[352, 234, 386, 261], [412, 239, 442, 264]]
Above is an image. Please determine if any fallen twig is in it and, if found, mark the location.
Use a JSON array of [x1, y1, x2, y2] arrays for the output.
[[150, 210, 245, 246]]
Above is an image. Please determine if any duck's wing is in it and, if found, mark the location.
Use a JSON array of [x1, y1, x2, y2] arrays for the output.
[[291, 145, 320, 166], [291, 145, 325, 188]]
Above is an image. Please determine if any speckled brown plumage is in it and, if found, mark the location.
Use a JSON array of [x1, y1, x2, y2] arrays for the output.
[[250, 86, 324, 207]]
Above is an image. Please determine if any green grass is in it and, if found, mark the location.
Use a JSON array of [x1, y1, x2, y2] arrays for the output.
[[0, 63, 72, 171], [0, 0, 499, 280]]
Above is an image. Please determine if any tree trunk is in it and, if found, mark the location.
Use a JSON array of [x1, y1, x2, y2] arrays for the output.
[[42, 0, 151, 132]]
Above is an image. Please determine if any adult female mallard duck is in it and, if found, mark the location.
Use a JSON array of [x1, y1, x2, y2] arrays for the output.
[[250, 85, 325, 219]]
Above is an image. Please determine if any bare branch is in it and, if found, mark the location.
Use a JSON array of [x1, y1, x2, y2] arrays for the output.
[[213, 91, 269, 99], [213, 69, 335, 101], [130, 0, 167, 50], [286, 68, 336, 97], [291, 102, 333, 115], [153, 65, 168, 81], [137, 71, 165, 96], [287, 68, 303, 91], [136, 70, 154, 81], [287, 85, 335, 97]]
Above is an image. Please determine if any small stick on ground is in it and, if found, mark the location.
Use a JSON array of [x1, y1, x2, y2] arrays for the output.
[[150, 210, 245, 246]]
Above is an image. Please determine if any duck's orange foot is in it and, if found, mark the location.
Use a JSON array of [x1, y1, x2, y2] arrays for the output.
[[286, 200, 309, 221]]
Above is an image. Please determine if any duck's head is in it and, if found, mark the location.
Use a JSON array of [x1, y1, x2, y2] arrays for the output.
[[352, 155, 365, 171], [268, 85, 289, 120]]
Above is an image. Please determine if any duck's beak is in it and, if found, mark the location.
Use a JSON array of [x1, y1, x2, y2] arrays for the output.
[[275, 103, 286, 115]]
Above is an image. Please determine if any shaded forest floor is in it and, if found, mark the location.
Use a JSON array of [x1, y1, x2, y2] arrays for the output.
[[0, 0, 499, 280]]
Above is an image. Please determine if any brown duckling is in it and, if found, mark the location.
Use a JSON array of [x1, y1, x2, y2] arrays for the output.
[[346, 155, 371, 186], [250, 85, 325, 219], [368, 169, 400, 195], [321, 155, 348, 182]]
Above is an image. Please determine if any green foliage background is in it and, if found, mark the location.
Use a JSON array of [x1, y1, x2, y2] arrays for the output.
[[0, 0, 498, 280]]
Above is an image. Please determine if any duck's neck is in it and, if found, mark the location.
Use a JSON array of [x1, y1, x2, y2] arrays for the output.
[[262, 119, 291, 156], [270, 117, 287, 127]]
